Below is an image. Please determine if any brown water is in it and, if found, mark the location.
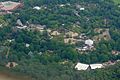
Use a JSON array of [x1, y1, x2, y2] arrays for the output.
[[0, 72, 30, 80]]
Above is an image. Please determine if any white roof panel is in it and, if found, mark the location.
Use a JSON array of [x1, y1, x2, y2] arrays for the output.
[[75, 63, 89, 70], [90, 64, 103, 69]]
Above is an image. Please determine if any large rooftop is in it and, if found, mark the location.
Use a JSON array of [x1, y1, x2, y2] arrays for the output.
[[75, 62, 104, 70]]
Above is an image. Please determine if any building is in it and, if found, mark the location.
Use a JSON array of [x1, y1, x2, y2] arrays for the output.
[[16, 19, 23, 26], [75, 62, 104, 71], [112, 50, 120, 55], [103, 61, 116, 66], [16, 19, 27, 29], [6, 62, 18, 68], [76, 4, 85, 11], [26, 43, 30, 48], [85, 39, 94, 47], [79, 33, 87, 40], [0, 24, 2, 27], [0, 1, 23, 11], [80, 8, 85, 10], [75, 63, 89, 70], [90, 64, 104, 70], [59, 4, 65, 7], [16, 26, 27, 29], [7, 39, 15, 43]]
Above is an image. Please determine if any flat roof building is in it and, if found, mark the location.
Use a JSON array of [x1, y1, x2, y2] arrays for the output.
[[75, 63, 89, 70], [75, 62, 104, 71], [90, 64, 104, 70]]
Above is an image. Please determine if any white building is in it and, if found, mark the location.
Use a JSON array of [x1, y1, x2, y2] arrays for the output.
[[80, 8, 85, 10], [16, 25, 27, 29], [16, 19, 23, 26], [16, 19, 28, 29], [59, 4, 65, 7], [90, 64, 104, 69], [85, 39, 94, 46], [33, 6, 41, 10], [26, 43, 30, 47], [0, 24, 2, 27], [75, 62, 104, 71], [75, 63, 89, 70]]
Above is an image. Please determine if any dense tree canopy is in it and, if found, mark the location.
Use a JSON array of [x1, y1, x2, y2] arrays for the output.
[[0, 0, 120, 80]]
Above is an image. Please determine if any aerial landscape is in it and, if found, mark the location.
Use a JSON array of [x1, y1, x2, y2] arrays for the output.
[[0, 0, 120, 80]]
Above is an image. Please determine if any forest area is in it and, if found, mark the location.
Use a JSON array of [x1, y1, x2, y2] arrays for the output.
[[0, 0, 120, 80]]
